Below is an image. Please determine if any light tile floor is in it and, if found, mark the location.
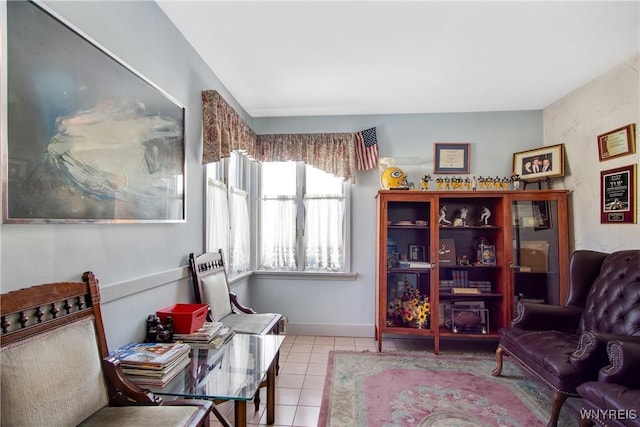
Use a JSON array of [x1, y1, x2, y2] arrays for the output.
[[210, 335, 498, 427]]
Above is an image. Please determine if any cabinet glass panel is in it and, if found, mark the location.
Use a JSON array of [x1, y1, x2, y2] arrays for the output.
[[386, 201, 431, 329], [511, 200, 561, 309], [437, 197, 504, 334]]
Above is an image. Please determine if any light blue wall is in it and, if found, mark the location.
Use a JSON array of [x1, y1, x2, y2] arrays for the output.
[[1, 1, 542, 344], [0, 1, 252, 349], [251, 112, 541, 335]]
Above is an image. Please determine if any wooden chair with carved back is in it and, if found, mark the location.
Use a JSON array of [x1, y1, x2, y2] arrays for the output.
[[0, 272, 212, 427]]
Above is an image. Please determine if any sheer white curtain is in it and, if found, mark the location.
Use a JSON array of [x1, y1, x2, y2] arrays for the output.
[[304, 196, 344, 271], [229, 187, 250, 275], [206, 179, 229, 258], [260, 198, 297, 270]]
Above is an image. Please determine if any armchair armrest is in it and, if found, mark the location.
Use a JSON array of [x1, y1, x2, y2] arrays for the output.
[[569, 330, 616, 375], [511, 302, 583, 332], [102, 356, 162, 406], [229, 291, 257, 314], [599, 339, 640, 388]]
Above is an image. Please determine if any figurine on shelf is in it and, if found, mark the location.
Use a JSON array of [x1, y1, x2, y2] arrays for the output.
[[501, 177, 510, 190], [486, 176, 494, 190], [436, 177, 444, 190], [480, 206, 492, 225], [460, 206, 469, 226], [421, 174, 432, 190], [478, 176, 486, 190], [471, 176, 478, 191], [458, 255, 470, 266], [444, 177, 451, 190], [511, 173, 521, 190], [464, 177, 471, 191], [439, 205, 452, 226]]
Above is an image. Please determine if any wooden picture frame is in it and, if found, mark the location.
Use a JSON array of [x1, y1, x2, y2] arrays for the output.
[[598, 123, 636, 161], [600, 164, 637, 224], [434, 143, 470, 174], [3, 1, 186, 223], [512, 144, 564, 182], [409, 245, 425, 262]]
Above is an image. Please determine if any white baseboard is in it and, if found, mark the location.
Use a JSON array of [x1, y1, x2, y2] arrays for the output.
[[285, 322, 374, 337]]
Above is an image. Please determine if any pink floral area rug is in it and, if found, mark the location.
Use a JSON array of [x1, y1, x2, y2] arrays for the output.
[[318, 350, 581, 427]]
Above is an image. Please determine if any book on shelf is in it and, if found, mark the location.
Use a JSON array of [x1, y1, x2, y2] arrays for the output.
[[110, 342, 190, 369]]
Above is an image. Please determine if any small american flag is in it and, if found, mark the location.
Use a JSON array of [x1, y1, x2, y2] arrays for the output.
[[355, 127, 379, 171]]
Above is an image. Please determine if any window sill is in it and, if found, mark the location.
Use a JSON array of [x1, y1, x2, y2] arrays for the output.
[[252, 270, 358, 281], [228, 270, 253, 286]]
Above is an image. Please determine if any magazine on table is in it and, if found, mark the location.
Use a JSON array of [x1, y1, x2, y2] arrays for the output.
[[173, 321, 224, 342], [126, 356, 191, 387], [110, 342, 190, 368]]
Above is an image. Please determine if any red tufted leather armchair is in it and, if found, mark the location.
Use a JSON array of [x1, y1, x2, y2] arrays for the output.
[[577, 340, 640, 427], [492, 250, 640, 427]]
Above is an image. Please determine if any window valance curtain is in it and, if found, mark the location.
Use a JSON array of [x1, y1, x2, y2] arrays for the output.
[[256, 133, 357, 182], [202, 90, 360, 182], [202, 90, 258, 164]]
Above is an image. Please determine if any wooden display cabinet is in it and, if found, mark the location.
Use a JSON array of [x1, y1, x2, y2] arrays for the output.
[[375, 189, 569, 353]]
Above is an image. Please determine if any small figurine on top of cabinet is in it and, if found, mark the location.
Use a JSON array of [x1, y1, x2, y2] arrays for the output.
[[436, 177, 444, 190], [486, 176, 494, 190], [471, 176, 478, 191], [421, 174, 432, 190], [501, 177, 510, 190], [511, 173, 521, 190], [439, 205, 452, 226], [478, 176, 486, 190], [480, 206, 492, 225], [464, 177, 471, 191]]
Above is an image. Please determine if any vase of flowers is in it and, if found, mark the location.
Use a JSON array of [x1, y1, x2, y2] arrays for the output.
[[392, 280, 430, 329]]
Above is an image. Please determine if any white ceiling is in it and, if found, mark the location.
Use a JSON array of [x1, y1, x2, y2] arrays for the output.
[[157, 1, 639, 117]]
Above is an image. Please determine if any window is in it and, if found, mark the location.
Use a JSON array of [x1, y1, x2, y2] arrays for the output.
[[206, 152, 251, 278], [259, 162, 348, 272]]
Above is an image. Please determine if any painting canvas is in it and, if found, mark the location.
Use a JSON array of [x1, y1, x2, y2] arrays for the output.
[[3, 1, 185, 223]]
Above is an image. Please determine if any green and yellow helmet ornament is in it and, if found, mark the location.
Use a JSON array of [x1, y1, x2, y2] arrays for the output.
[[381, 167, 408, 189]]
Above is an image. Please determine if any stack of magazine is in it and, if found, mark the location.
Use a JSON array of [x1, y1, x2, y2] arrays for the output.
[[110, 342, 191, 387], [173, 321, 235, 349]]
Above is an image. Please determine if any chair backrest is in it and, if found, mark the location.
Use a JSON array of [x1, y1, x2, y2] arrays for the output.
[[189, 250, 234, 321], [578, 250, 640, 336], [0, 272, 112, 426]]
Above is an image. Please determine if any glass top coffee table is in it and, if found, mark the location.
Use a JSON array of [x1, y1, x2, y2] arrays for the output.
[[152, 333, 284, 427]]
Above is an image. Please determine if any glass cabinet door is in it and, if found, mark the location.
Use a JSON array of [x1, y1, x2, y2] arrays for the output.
[[385, 200, 432, 330], [510, 198, 562, 316]]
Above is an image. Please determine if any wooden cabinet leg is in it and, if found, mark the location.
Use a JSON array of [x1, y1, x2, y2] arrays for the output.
[[491, 346, 503, 376]]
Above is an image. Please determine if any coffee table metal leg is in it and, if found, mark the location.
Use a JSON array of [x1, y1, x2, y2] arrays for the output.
[[235, 400, 247, 427]]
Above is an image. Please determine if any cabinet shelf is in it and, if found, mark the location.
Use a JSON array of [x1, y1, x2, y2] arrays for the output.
[[439, 226, 500, 230], [376, 189, 569, 354], [388, 267, 432, 273], [438, 265, 501, 269], [439, 292, 503, 299]]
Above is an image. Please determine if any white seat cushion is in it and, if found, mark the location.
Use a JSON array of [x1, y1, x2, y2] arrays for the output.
[[78, 405, 201, 426]]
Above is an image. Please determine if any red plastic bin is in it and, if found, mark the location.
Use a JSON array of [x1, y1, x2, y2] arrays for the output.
[[156, 303, 208, 334]]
